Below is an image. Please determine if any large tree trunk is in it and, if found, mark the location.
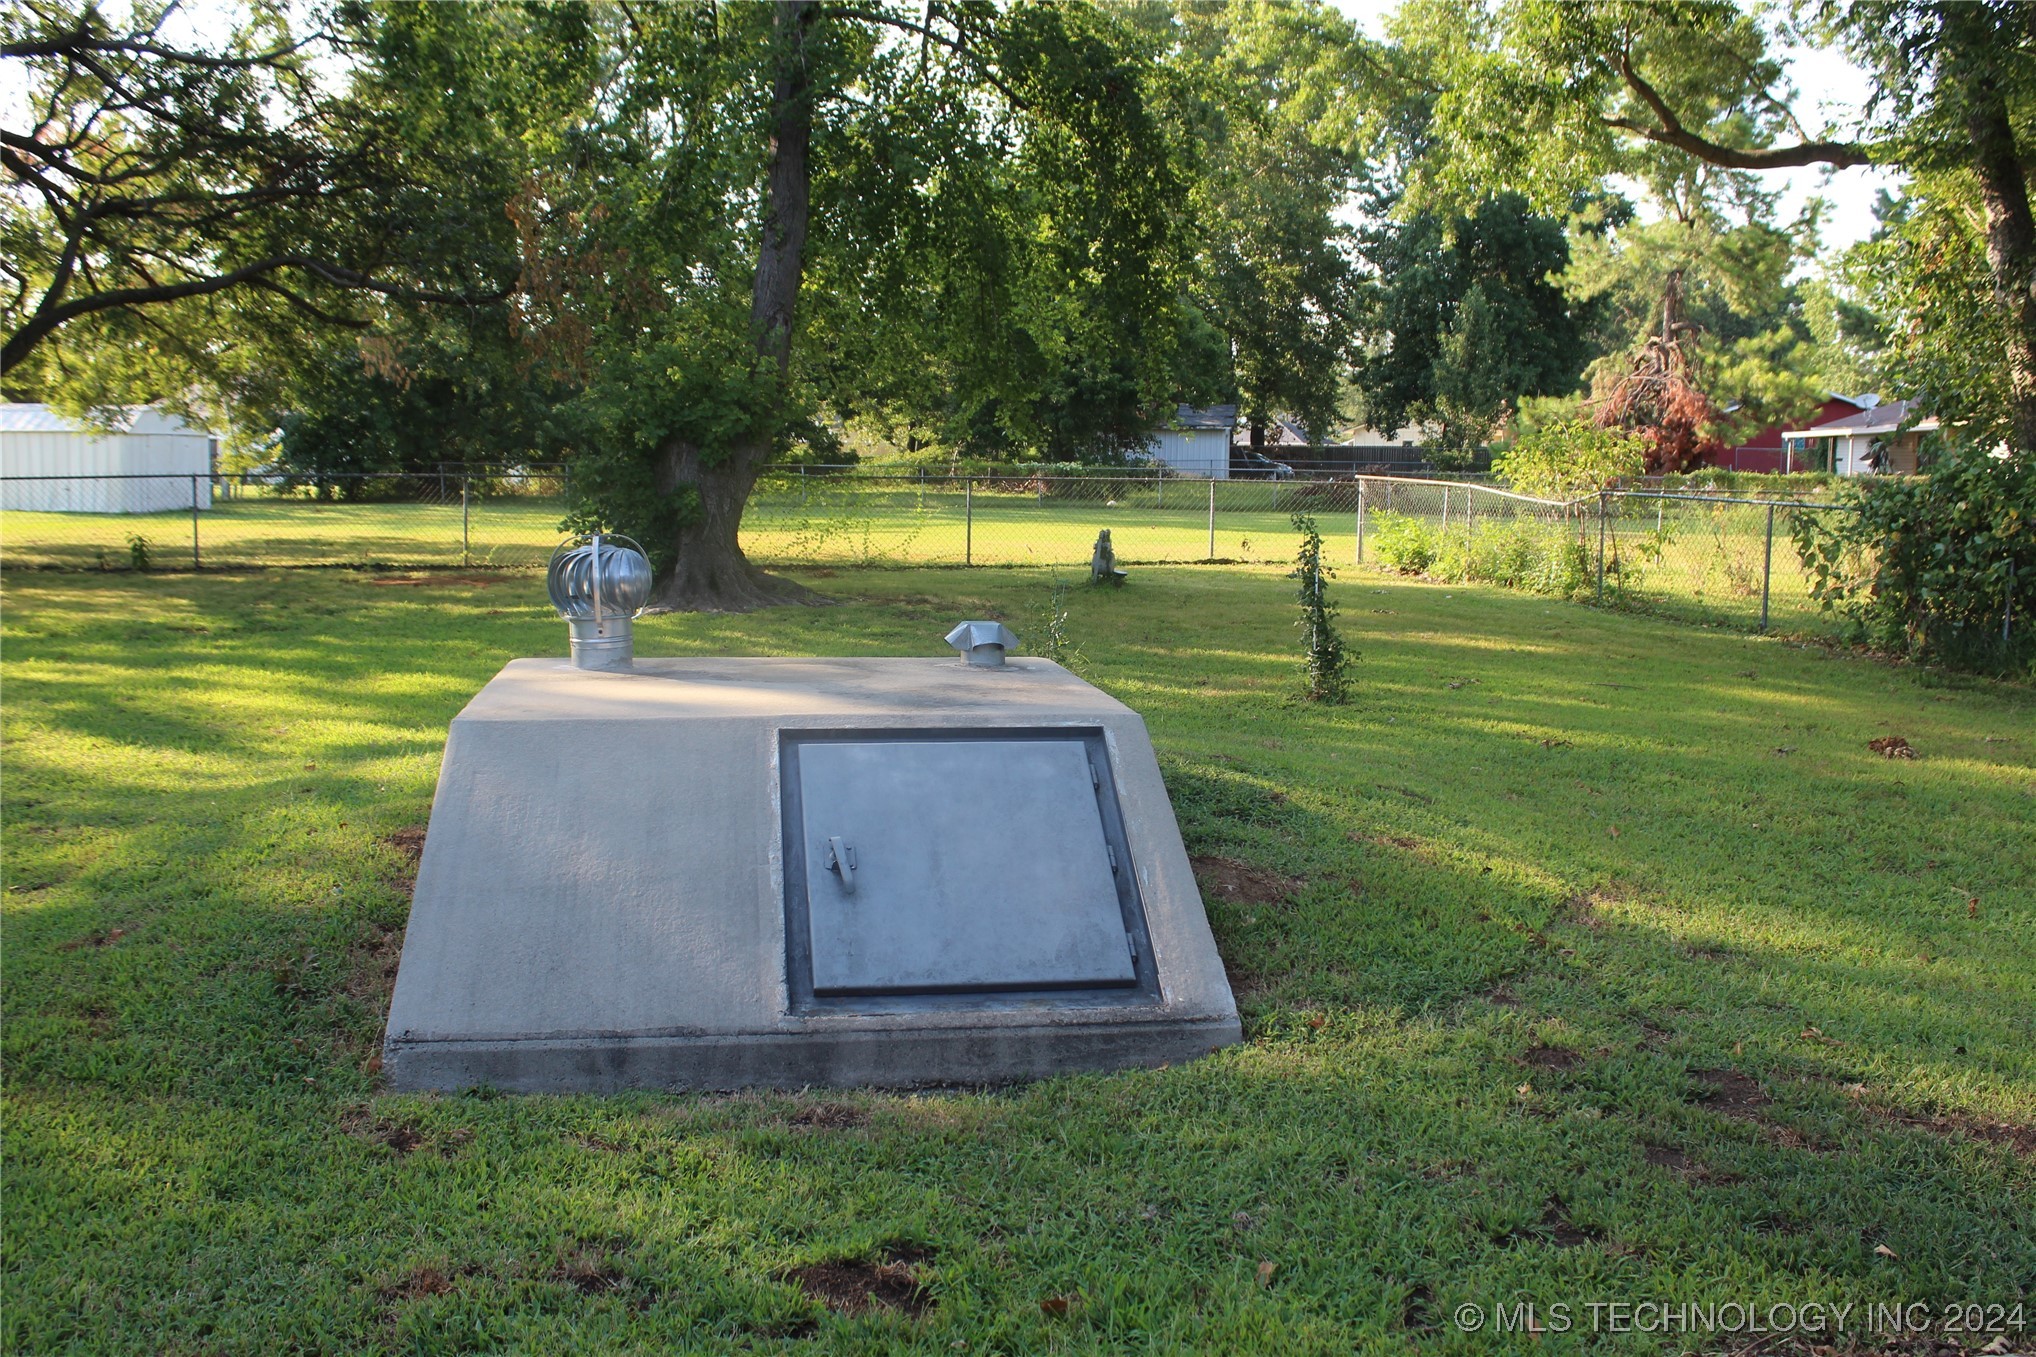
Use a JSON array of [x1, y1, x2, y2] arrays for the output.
[[646, 0, 824, 613], [1944, 4, 2036, 451]]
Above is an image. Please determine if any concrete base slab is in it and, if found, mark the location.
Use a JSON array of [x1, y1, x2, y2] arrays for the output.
[[383, 657, 1240, 1092]]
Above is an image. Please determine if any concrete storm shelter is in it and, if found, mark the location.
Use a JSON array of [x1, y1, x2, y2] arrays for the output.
[[383, 598, 1240, 1091]]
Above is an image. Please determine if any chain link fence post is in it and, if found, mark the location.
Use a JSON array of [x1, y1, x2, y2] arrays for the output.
[[1760, 503, 1776, 632], [1596, 491, 1608, 602], [190, 474, 201, 570], [1206, 478, 1216, 560], [461, 474, 471, 566], [1355, 477, 1365, 564], [964, 477, 973, 566], [2006, 558, 2016, 646]]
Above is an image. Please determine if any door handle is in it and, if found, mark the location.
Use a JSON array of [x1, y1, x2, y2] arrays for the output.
[[824, 836, 856, 895]]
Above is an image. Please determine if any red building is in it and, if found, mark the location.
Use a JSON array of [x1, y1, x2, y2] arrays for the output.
[[1703, 395, 1872, 472]]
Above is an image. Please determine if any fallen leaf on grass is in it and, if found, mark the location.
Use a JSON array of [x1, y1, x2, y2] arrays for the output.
[[1040, 1294, 1081, 1316], [1800, 1025, 1843, 1046], [1867, 735, 1916, 759], [1256, 1261, 1276, 1288], [1873, 1243, 1899, 1259]]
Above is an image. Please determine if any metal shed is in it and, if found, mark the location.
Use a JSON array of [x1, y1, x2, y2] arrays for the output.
[[0, 403, 214, 513], [1144, 404, 1237, 478]]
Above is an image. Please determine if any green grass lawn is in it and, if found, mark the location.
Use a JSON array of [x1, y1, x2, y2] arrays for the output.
[[4, 565, 2031, 1354]]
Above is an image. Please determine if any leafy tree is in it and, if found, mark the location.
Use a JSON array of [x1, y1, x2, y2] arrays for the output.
[[1, 0, 518, 380], [509, 1, 1200, 609], [1160, 0, 1372, 450], [1350, 193, 1589, 465], [1398, 0, 2036, 450]]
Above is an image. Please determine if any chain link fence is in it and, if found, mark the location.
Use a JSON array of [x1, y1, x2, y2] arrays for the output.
[[0, 469, 566, 571], [1, 467, 1882, 640]]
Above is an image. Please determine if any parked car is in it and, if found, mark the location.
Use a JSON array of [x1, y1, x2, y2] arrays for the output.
[[1233, 450, 1295, 480]]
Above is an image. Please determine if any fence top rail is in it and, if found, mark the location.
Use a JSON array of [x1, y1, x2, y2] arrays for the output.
[[1611, 489, 1857, 511], [1350, 473, 1573, 509]]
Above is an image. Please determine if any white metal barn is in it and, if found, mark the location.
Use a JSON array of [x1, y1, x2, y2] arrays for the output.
[[1, 403, 214, 513], [1144, 404, 1237, 478]]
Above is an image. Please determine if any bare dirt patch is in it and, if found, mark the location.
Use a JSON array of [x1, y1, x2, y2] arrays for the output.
[[378, 1261, 466, 1302], [383, 827, 427, 895], [342, 1108, 468, 1157], [1693, 1068, 1772, 1117], [345, 922, 404, 1003], [1536, 1199, 1603, 1247], [1642, 1143, 1738, 1183], [550, 1247, 629, 1296], [788, 1247, 932, 1318], [342, 1110, 427, 1155], [1855, 1097, 2036, 1159], [57, 925, 128, 952], [789, 1101, 870, 1130], [1518, 1044, 1581, 1071], [1400, 1283, 1439, 1332], [1642, 1143, 1693, 1172], [1191, 855, 1304, 906]]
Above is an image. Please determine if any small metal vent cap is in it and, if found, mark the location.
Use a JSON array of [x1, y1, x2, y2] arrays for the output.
[[547, 533, 652, 671], [547, 533, 652, 620], [946, 620, 1019, 667]]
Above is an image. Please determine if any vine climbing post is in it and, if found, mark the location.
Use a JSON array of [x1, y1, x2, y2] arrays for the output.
[[1289, 513, 1355, 703]]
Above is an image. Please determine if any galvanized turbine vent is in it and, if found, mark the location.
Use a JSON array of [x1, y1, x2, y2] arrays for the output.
[[945, 620, 1018, 667], [547, 533, 652, 671]]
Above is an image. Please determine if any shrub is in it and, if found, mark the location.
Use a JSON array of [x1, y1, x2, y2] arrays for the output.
[[1366, 510, 1435, 573], [1368, 507, 1596, 600], [1492, 421, 1645, 500], [1463, 520, 1545, 587], [1791, 439, 2034, 675]]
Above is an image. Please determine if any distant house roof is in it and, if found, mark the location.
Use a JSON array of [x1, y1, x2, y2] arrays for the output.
[[0, 402, 207, 436], [1785, 398, 1937, 440], [1231, 416, 1312, 447], [1169, 403, 1238, 431]]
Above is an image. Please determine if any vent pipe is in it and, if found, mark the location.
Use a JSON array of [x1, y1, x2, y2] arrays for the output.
[[945, 620, 1019, 667]]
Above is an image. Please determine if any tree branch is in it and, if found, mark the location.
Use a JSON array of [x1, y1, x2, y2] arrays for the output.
[[818, 5, 1027, 109], [1609, 47, 1870, 171], [3, 256, 512, 372]]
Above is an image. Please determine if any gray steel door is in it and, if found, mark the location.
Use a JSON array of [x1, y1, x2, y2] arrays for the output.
[[793, 737, 1137, 995]]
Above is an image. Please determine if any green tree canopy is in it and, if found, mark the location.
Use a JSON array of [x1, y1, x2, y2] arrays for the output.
[[1393, 0, 2036, 450], [1349, 192, 1591, 465], [1, 0, 520, 386]]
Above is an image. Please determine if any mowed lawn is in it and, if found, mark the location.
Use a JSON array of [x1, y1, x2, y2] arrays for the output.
[[2, 565, 2031, 1354]]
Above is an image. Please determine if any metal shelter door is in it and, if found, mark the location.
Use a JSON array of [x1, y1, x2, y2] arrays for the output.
[[791, 734, 1138, 996]]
